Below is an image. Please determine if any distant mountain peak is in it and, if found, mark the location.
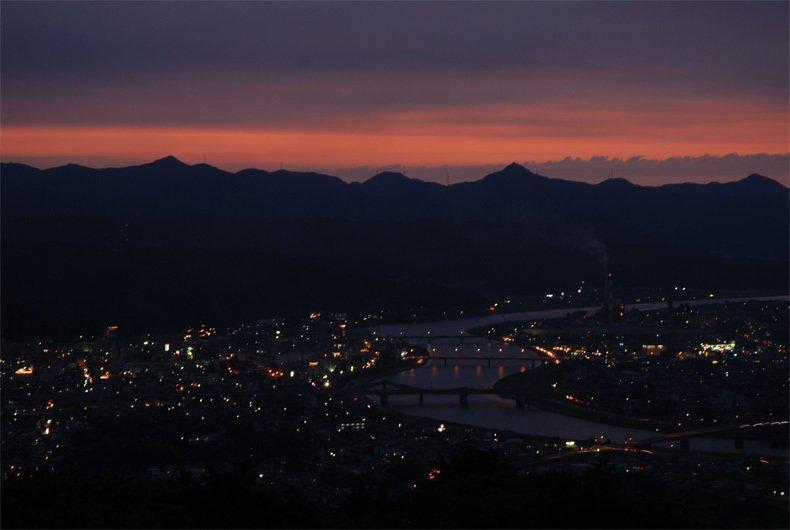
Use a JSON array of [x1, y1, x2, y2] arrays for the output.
[[59, 163, 91, 170], [503, 162, 530, 173], [147, 155, 189, 168], [364, 171, 412, 185], [481, 162, 542, 184], [734, 173, 787, 190], [743, 173, 775, 183], [192, 162, 223, 172], [597, 177, 635, 189]]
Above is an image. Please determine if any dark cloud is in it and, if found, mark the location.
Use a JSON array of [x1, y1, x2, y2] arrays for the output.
[[2, 1, 787, 115], [3, 2, 786, 79], [1, 2, 786, 175]]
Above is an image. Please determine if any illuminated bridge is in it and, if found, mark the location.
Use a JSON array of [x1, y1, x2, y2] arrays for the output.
[[427, 356, 541, 368], [344, 379, 538, 408], [351, 333, 484, 344]]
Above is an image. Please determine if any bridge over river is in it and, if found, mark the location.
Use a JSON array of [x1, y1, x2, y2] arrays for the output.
[[346, 379, 539, 408], [346, 379, 787, 453], [363, 296, 788, 456]]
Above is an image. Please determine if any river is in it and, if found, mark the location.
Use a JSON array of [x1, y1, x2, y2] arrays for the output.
[[371, 295, 788, 455]]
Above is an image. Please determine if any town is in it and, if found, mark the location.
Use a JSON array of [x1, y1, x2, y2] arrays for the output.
[[2, 299, 787, 527]]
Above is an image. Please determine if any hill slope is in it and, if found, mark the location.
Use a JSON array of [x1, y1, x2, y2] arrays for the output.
[[2, 158, 787, 338]]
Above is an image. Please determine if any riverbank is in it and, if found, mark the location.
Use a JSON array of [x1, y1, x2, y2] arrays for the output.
[[372, 296, 788, 453], [494, 366, 676, 434]]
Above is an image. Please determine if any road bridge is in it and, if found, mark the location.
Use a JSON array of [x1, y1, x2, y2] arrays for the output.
[[350, 331, 502, 344], [344, 379, 536, 408], [428, 356, 541, 368]]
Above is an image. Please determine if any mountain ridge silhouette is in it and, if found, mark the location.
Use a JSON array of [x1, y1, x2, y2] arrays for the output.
[[2, 156, 785, 190], [2, 156, 786, 339]]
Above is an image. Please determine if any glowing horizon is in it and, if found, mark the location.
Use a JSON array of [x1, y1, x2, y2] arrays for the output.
[[1, 2, 788, 184]]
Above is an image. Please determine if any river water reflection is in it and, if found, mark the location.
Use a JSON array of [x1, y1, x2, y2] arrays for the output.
[[372, 297, 787, 455]]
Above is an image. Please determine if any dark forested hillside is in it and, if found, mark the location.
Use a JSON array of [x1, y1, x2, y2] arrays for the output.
[[2, 158, 787, 339]]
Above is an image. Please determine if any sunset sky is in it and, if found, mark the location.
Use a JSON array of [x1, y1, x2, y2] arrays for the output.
[[1, 1, 788, 183]]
